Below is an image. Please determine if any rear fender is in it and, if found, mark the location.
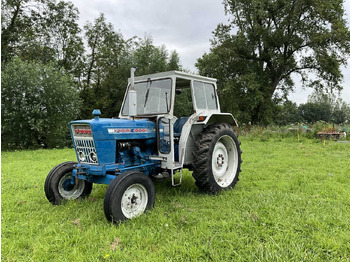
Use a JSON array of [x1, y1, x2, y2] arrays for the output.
[[182, 113, 238, 166], [203, 113, 238, 127]]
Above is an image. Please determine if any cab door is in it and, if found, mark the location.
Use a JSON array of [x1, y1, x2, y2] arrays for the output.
[[157, 116, 176, 169]]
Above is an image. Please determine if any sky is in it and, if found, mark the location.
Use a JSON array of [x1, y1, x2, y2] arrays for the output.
[[68, 0, 350, 104]]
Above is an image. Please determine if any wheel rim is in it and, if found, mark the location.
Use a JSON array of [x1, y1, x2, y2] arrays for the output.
[[211, 135, 238, 187], [121, 183, 148, 219], [58, 173, 85, 200]]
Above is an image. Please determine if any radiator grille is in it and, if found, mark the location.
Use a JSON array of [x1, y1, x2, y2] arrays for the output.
[[71, 124, 98, 164], [74, 137, 98, 164]]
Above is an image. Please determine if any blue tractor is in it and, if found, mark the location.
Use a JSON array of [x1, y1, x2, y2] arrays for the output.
[[45, 69, 242, 223]]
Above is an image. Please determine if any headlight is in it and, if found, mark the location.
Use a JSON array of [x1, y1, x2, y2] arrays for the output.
[[78, 151, 85, 161], [90, 151, 98, 162]]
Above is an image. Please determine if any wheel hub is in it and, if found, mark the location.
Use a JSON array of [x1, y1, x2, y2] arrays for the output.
[[217, 154, 225, 167], [211, 135, 238, 187], [124, 191, 140, 209], [212, 142, 228, 178], [121, 184, 148, 219], [58, 173, 85, 200], [63, 179, 74, 191], [131, 194, 138, 204]]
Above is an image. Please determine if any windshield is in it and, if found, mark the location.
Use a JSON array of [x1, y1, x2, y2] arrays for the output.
[[122, 78, 172, 116]]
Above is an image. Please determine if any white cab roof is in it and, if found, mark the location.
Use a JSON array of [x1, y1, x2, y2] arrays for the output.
[[128, 71, 217, 84]]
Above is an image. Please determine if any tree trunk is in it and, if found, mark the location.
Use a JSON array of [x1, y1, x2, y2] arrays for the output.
[[1, 1, 22, 62]]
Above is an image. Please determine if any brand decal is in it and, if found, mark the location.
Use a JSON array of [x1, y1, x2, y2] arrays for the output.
[[75, 129, 92, 134], [108, 128, 148, 134]]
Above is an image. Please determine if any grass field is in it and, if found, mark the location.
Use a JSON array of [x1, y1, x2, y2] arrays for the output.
[[2, 137, 350, 261]]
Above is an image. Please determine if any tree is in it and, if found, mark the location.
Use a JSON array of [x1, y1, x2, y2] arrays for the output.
[[1, 0, 84, 79], [1, 58, 81, 149], [167, 50, 181, 71], [298, 102, 332, 123], [80, 22, 182, 118], [83, 13, 124, 89], [299, 91, 350, 124], [273, 101, 301, 125], [196, 0, 350, 124], [80, 13, 127, 117], [1, 0, 43, 62], [332, 99, 350, 124], [29, 1, 84, 76], [132, 35, 169, 76]]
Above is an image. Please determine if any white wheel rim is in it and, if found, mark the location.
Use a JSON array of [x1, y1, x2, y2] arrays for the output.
[[211, 135, 238, 187], [121, 183, 148, 219], [58, 173, 85, 199]]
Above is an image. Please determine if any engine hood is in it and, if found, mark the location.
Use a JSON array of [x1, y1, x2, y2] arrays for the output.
[[70, 118, 156, 141]]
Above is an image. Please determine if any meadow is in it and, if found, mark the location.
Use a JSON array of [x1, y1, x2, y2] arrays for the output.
[[2, 137, 350, 261]]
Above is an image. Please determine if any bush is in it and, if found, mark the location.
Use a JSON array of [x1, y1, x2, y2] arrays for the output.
[[1, 58, 81, 149]]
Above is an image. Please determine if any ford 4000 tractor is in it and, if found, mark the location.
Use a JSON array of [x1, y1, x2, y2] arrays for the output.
[[45, 69, 242, 223]]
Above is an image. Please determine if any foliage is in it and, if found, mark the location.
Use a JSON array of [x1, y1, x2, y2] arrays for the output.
[[272, 101, 301, 126], [196, 0, 350, 124], [174, 88, 194, 117], [1, 58, 81, 149], [79, 13, 127, 118], [298, 91, 350, 124], [1, 0, 35, 62], [78, 15, 182, 119], [2, 139, 350, 261], [167, 50, 181, 71], [298, 102, 332, 123], [1, 0, 84, 77], [1, 3, 182, 147]]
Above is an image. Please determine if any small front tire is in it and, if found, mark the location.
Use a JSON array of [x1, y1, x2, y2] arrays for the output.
[[104, 171, 155, 223], [45, 161, 93, 205]]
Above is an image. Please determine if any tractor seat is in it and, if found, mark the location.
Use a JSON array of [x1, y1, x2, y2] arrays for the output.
[[174, 117, 189, 137]]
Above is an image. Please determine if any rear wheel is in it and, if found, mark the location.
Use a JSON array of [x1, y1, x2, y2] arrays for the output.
[[104, 171, 155, 223], [45, 162, 92, 205], [192, 123, 242, 193]]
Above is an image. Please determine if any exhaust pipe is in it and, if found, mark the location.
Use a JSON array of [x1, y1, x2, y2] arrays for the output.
[[129, 68, 137, 117]]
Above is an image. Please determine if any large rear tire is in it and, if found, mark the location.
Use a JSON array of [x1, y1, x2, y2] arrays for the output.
[[192, 123, 242, 193], [104, 171, 155, 224], [45, 161, 93, 205]]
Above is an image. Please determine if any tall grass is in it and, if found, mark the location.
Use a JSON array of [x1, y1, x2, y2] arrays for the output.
[[240, 122, 350, 141]]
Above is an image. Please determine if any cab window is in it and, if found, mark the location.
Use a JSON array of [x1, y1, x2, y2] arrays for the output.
[[193, 81, 218, 110]]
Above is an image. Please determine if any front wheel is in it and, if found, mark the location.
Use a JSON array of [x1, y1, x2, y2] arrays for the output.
[[104, 171, 155, 224], [192, 123, 242, 193], [44, 161, 93, 205]]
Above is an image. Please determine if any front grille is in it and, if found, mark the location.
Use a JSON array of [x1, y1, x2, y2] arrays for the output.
[[71, 124, 98, 164], [74, 137, 98, 164]]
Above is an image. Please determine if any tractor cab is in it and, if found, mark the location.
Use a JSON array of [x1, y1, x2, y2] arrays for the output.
[[119, 70, 234, 185]]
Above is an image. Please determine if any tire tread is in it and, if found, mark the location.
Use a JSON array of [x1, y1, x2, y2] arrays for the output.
[[192, 123, 242, 193]]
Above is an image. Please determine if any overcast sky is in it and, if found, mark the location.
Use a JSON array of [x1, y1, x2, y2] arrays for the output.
[[68, 0, 350, 104]]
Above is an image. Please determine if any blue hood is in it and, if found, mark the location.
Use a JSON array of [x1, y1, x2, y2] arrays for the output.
[[69, 118, 157, 165], [70, 118, 156, 141]]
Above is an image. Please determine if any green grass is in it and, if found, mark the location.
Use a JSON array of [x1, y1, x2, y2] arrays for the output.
[[2, 138, 350, 261]]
